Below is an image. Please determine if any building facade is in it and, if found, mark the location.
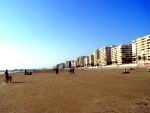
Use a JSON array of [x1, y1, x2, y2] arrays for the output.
[[116, 44, 132, 64], [111, 46, 118, 64], [132, 34, 150, 61], [84, 56, 89, 67], [94, 49, 100, 66], [76, 56, 88, 67], [111, 44, 132, 64], [57, 63, 65, 69], [131, 40, 137, 63], [99, 47, 111, 65], [65, 61, 71, 68], [71, 60, 77, 67], [89, 53, 94, 66]]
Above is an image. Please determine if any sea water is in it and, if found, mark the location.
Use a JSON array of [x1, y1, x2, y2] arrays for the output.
[[0, 72, 4, 75], [0, 71, 20, 75]]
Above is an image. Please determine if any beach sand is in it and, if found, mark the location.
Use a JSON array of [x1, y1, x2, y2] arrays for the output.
[[0, 69, 150, 113]]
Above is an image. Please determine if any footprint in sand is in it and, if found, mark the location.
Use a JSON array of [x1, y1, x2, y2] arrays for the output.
[[135, 101, 148, 106], [135, 98, 150, 106], [145, 98, 150, 102]]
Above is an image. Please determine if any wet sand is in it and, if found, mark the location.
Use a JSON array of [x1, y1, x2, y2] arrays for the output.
[[0, 69, 150, 113]]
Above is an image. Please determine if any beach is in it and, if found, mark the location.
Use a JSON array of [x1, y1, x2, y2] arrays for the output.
[[0, 69, 150, 113]]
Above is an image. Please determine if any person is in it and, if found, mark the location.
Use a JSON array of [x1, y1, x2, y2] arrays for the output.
[[5, 70, 9, 83], [122, 68, 130, 74], [69, 67, 75, 74], [124, 69, 127, 73], [9, 75, 12, 82], [30, 72, 32, 75], [70, 67, 72, 74], [24, 69, 27, 75], [27, 71, 32, 75], [56, 68, 59, 74], [72, 67, 75, 74]]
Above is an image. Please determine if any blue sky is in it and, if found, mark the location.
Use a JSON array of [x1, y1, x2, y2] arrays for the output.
[[0, 0, 150, 69]]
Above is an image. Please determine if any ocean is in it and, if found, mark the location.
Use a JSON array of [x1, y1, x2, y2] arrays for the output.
[[0, 72, 4, 75], [0, 71, 22, 75]]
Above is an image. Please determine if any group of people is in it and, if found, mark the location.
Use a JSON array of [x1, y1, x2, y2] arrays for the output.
[[24, 70, 32, 75], [55, 67, 75, 74], [5, 70, 12, 83], [122, 68, 137, 74], [55, 68, 59, 74], [122, 68, 130, 74]]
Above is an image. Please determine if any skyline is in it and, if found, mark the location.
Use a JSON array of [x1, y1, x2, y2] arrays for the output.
[[0, 0, 150, 69]]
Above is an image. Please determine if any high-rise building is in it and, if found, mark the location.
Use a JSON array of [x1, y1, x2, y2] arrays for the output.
[[94, 49, 100, 66], [71, 60, 77, 67], [76, 56, 88, 67], [132, 40, 137, 63], [84, 56, 89, 67], [65, 61, 71, 68], [89, 53, 94, 66], [99, 47, 112, 65], [111, 46, 118, 64], [132, 34, 150, 61], [111, 44, 132, 64], [57, 63, 65, 69]]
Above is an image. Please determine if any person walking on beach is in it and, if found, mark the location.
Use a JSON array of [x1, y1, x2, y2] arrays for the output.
[[70, 67, 72, 74], [5, 70, 9, 83], [70, 67, 75, 74], [24, 69, 27, 75], [9, 75, 12, 83], [56, 68, 59, 74], [72, 67, 75, 74]]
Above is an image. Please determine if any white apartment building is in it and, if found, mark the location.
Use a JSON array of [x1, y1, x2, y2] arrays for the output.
[[99, 47, 111, 65], [65, 61, 71, 68], [94, 49, 100, 66], [111, 44, 132, 64], [84, 56, 89, 67], [89, 53, 94, 66], [76, 56, 88, 67], [132, 34, 150, 61], [76, 57, 80, 67], [71, 60, 77, 67], [57, 63, 65, 69], [132, 40, 137, 62], [111, 46, 118, 63]]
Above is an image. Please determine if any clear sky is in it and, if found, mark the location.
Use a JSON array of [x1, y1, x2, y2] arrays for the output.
[[0, 0, 150, 69]]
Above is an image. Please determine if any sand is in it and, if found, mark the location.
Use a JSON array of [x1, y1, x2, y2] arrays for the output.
[[0, 69, 150, 113]]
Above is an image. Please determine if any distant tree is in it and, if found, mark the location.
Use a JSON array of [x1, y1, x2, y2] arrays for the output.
[[132, 58, 136, 62], [138, 55, 141, 61], [128, 58, 132, 63], [91, 63, 94, 66], [115, 60, 118, 64], [122, 57, 126, 63], [107, 61, 112, 65], [132, 58, 136, 63], [142, 55, 146, 61]]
